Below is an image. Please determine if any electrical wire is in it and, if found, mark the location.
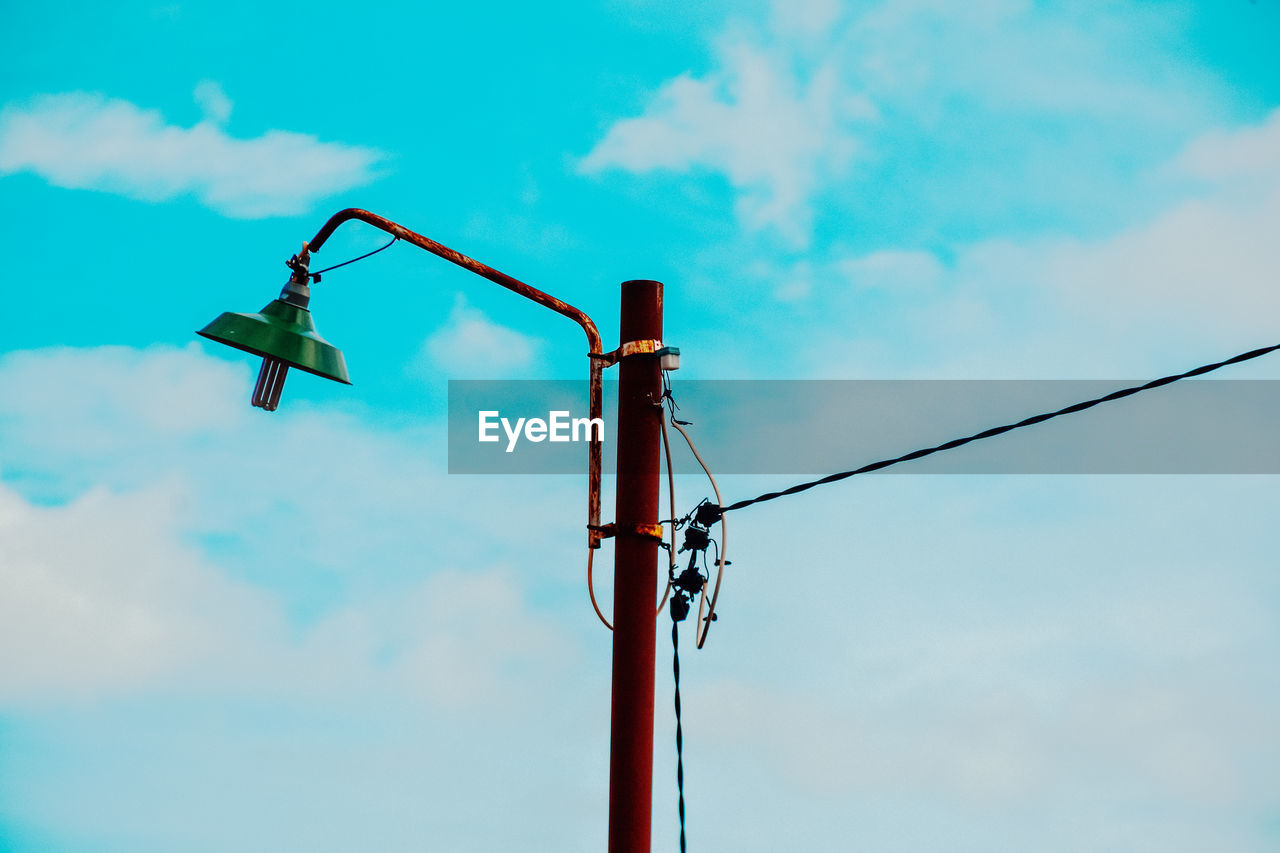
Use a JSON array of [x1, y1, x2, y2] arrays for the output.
[[663, 381, 727, 649], [586, 548, 613, 630], [708, 341, 1280, 518], [586, 401, 676, 631], [658, 400, 677, 614], [671, 619, 688, 853], [309, 236, 399, 278]]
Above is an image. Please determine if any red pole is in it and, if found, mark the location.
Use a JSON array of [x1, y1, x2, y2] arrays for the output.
[[608, 279, 663, 853]]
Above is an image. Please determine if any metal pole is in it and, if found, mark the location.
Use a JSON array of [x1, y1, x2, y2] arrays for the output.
[[608, 279, 664, 853], [305, 208, 606, 547]]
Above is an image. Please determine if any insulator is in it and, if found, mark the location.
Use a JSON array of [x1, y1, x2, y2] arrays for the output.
[[681, 525, 710, 553]]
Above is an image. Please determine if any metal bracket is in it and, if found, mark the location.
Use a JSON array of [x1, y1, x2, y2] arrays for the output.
[[590, 522, 666, 542], [592, 339, 665, 368]]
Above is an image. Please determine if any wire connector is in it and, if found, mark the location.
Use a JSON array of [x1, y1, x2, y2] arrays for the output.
[[681, 525, 710, 553], [285, 243, 310, 280], [693, 502, 722, 527]]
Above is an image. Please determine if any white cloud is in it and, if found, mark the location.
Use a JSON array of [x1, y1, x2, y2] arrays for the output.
[[0, 472, 575, 710], [0, 481, 281, 703], [581, 1, 1215, 247], [417, 295, 541, 377], [192, 79, 233, 124], [0, 344, 734, 847], [1, 345, 1277, 849], [659, 475, 1280, 851], [1047, 190, 1280, 348], [697, 673, 1277, 812], [758, 107, 1280, 378], [0, 343, 574, 576], [980, 110, 1280, 365], [0, 344, 580, 708], [1172, 105, 1280, 184], [0, 86, 385, 217], [0, 343, 248, 450], [835, 248, 945, 293], [769, 0, 842, 38], [579, 39, 872, 248], [852, 0, 1199, 121], [307, 569, 576, 710]]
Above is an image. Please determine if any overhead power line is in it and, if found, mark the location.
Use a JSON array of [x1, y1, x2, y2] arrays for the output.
[[703, 342, 1280, 519]]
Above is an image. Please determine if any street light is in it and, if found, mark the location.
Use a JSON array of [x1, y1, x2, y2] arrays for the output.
[[197, 271, 349, 411], [198, 208, 665, 853]]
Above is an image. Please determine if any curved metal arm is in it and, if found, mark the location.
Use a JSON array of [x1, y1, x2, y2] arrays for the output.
[[306, 208, 605, 547]]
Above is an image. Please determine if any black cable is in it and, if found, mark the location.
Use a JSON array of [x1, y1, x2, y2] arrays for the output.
[[309, 236, 398, 279], [711, 342, 1280, 517], [672, 619, 688, 853]]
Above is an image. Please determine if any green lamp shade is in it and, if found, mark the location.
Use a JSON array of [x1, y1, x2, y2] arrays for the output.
[[197, 299, 350, 384]]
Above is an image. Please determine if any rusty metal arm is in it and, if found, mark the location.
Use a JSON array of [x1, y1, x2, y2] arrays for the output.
[[307, 207, 606, 548]]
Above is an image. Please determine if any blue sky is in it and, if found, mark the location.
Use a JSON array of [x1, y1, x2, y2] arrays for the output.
[[2, 1, 1279, 850]]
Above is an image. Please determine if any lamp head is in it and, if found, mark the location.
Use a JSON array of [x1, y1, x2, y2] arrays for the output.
[[197, 259, 349, 411]]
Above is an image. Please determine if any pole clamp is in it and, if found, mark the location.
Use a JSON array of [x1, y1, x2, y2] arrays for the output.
[[592, 339, 665, 367], [589, 522, 666, 543]]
